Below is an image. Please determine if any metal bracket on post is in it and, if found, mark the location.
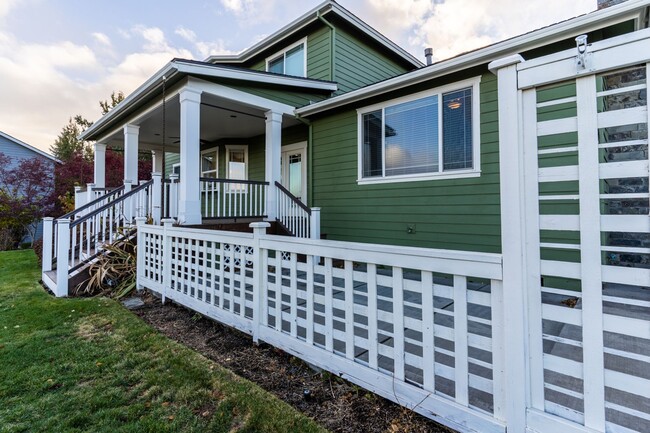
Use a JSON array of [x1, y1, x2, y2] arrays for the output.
[[250, 221, 270, 344]]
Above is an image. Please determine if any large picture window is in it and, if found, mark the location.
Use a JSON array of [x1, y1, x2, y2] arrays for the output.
[[358, 77, 480, 184], [266, 39, 306, 77]]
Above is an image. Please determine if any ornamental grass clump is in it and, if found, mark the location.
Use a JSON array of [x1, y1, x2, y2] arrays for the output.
[[76, 234, 137, 299]]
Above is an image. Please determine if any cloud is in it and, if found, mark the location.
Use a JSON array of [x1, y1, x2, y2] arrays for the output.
[[92, 32, 111, 47], [0, 0, 19, 19], [363, 0, 595, 62], [175, 26, 237, 58], [219, 0, 279, 25]]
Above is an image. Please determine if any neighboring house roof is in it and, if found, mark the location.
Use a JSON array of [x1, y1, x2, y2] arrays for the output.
[[205, 0, 423, 69], [79, 59, 338, 141], [296, 0, 650, 116], [0, 130, 60, 163]]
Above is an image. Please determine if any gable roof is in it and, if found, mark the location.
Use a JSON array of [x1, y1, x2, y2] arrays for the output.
[[0, 130, 59, 163], [79, 59, 338, 141], [297, 0, 650, 116], [205, 0, 423, 69]]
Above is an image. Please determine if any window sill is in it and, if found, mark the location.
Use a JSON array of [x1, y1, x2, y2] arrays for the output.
[[357, 170, 481, 185]]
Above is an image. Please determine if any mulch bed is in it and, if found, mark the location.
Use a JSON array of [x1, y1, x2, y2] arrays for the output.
[[133, 293, 456, 433]]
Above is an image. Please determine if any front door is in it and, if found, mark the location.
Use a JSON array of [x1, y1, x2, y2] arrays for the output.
[[281, 142, 307, 203]]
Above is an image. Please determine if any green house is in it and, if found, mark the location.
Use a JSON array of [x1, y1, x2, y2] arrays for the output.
[[45, 1, 650, 432]]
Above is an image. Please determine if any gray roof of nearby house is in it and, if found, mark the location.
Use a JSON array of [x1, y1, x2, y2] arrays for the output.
[[204, 0, 424, 69], [0, 130, 59, 163], [296, 0, 650, 116]]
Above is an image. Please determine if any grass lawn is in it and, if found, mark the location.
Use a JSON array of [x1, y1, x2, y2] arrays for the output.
[[0, 250, 326, 433]]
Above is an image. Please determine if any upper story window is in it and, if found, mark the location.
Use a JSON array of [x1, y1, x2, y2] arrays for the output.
[[266, 38, 306, 77], [357, 77, 481, 184]]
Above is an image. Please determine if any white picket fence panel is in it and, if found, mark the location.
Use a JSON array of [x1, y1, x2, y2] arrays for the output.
[[138, 222, 505, 433]]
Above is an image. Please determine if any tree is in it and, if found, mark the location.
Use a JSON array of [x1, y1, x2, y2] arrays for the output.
[[100, 91, 125, 115], [0, 153, 56, 247], [50, 115, 93, 161]]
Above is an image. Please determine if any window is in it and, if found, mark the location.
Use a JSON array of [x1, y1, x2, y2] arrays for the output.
[[225, 145, 248, 190], [266, 39, 306, 77], [357, 77, 480, 184], [201, 147, 218, 178]]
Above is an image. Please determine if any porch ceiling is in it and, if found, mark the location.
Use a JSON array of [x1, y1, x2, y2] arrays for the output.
[[101, 93, 302, 152]]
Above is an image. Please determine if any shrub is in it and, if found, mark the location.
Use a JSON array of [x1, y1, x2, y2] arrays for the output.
[[33, 238, 43, 266]]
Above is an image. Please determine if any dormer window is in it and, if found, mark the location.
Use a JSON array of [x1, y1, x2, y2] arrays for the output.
[[266, 38, 306, 77]]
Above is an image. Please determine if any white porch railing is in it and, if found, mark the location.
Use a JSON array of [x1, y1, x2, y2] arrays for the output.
[[42, 175, 161, 297], [275, 181, 320, 239], [138, 221, 505, 433], [201, 178, 268, 219]]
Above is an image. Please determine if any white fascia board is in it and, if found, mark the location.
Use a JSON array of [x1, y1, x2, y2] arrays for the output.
[[205, 1, 423, 68], [296, 0, 649, 116], [0, 131, 60, 163], [79, 61, 179, 141], [175, 61, 337, 91]]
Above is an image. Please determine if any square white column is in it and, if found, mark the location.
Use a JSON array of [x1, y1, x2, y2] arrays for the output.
[[265, 110, 282, 220], [123, 124, 140, 184], [151, 150, 164, 174], [178, 88, 202, 225], [93, 142, 106, 188]]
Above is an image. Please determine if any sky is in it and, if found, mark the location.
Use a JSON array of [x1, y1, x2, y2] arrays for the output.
[[0, 0, 596, 153]]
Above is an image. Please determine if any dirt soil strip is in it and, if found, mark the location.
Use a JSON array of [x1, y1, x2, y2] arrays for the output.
[[133, 294, 458, 433]]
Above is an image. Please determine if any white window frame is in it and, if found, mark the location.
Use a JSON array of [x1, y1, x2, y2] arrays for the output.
[[265, 37, 308, 78], [356, 76, 482, 185], [200, 147, 219, 179], [172, 163, 181, 176]]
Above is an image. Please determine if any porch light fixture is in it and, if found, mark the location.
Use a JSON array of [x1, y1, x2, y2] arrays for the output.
[[576, 34, 588, 70], [447, 99, 462, 110]]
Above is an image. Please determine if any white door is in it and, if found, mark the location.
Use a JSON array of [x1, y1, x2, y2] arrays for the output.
[[281, 142, 307, 202]]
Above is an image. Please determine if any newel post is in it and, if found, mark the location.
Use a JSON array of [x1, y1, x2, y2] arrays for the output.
[[55, 218, 71, 297], [169, 174, 179, 219], [161, 218, 175, 304], [123, 180, 133, 223], [42, 217, 54, 272], [152, 172, 162, 224], [135, 217, 147, 292], [310, 207, 321, 240], [74, 186, 85, 210], [488, 54, 528, 431], [86, 183, 96, 206], [250, 221, 270, 344]]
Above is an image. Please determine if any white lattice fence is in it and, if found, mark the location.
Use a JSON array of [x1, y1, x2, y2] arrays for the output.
[[137, 221, 505, 433]]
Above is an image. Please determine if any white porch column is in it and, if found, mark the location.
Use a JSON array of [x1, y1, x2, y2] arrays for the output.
[[93, 142, 106, 188], [123, 124, 139, 184], [151, 150, 164, 174], [178, 88, 202, 225], [488, 54, 527, 433], [265, 110, 282, 221]]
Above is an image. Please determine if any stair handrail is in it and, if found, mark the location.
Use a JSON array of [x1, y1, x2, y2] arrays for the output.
[[70, 179, 153, 228], [274, 181, 311, 215], [58, 184, 125, 222]]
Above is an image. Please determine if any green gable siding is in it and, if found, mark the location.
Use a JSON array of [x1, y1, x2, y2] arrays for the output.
[[333, 27, 408, 94], [222, 82, 329, 108], [310, 73, 501, 253], [307, 27, 332, 81]]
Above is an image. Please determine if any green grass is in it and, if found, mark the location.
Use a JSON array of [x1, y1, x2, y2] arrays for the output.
[[0, 250, 326, 433]]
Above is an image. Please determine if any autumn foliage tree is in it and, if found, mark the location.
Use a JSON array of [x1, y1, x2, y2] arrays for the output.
[[0, 153, 56, 248]]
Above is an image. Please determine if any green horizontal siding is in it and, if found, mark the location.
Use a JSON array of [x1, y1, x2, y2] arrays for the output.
[[311, 73, 501, 253], [223, 83, 329, 108], [333, 27, 408, 94]]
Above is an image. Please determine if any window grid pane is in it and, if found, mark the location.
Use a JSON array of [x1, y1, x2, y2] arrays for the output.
[[442, 88, 473, 171], [285, 45, 304, 77], [362, 110, 383, 178], [384, 96, 439, 176]]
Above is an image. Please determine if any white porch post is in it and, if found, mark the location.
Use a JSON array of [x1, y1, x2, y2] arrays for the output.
[[178, 88, 202, 225], [488, 54, 528, 432], [123, 124, 139, 184], [93, 142, 106, 188], [151, 150, 164, 174], [265, 110, 282, 221]]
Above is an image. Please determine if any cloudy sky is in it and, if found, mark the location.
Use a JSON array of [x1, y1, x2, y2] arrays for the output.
[[0, 0, 595, 153]]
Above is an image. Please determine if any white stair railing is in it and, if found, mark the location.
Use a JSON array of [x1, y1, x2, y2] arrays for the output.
[[275, 181, 319, 239]]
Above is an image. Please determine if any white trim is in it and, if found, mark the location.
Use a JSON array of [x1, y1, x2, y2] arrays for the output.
[[297, 0, 649, 117], [200, 146, 219, 178], [265, 37, 308, 78], [204, 1, 423, 68], [0, 130, 60, 163], [172, 162, 181, 175], [356, 76, 481, 184]]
